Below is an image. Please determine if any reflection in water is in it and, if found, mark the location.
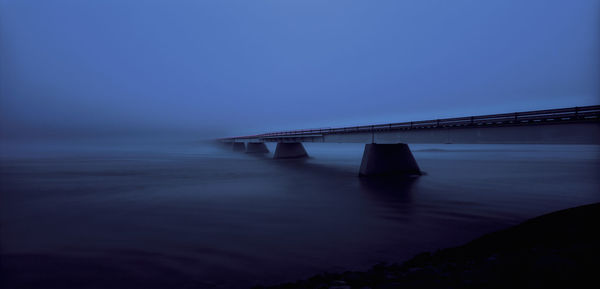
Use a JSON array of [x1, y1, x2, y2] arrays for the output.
[[359, 175, 418, 204]]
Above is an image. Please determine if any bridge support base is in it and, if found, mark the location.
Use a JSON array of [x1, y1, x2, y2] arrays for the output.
[[232, 142, 246, 152], [274, 142, 308, 159], [359, 143, 421, 176], [246, 142, 269, 153]]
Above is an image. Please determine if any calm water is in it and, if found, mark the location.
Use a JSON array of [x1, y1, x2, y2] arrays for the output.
[[1, 139, 599, 288]]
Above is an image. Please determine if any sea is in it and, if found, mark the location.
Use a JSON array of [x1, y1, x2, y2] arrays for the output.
[[1, 137, 599, 288]]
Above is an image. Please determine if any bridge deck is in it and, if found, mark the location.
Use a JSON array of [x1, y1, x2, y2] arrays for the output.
[[221, 105, 600, 144]]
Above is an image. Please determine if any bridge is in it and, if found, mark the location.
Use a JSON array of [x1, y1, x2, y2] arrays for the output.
[[219, 105, 600, 176]]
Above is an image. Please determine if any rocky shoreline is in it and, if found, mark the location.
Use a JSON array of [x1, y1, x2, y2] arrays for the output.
[[254, 203, 599, 289]]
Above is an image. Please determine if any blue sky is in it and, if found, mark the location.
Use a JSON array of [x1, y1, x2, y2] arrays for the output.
[[1, 0, 598, 138]]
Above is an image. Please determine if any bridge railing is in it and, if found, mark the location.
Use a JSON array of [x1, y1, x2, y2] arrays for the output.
[[219, 105, 600, 141]]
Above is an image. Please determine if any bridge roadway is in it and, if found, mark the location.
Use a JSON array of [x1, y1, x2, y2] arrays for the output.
[[219, 105, 600, 176]]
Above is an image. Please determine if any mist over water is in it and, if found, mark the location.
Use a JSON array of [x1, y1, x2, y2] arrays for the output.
[[1, 0, 599, 139], [1, 139, 598, 288]]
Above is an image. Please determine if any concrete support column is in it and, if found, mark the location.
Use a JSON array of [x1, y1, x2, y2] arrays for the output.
[[274, 142, 308, 159], [359, 143, 421, 176], [246, 142, 269, 153], [232, 142, 246, 152]]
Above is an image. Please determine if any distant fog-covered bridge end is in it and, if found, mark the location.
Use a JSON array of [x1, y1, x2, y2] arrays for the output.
[[218, 106, 600, 176]]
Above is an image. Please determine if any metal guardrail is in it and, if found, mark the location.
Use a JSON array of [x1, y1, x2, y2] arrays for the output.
[[221, 105, 600, 141]]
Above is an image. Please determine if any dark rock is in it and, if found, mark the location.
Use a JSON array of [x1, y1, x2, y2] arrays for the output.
[[259, 203, 600, 289]]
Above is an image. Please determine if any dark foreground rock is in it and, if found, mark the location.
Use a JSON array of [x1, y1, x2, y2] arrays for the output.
[[254, 203, 600, 289]]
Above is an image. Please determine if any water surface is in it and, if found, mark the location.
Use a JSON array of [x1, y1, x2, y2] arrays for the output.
[[1, 139, 599, 288]]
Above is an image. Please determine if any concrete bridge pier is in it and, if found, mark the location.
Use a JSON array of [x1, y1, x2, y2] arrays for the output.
[[246, 142, 269, 153], [232, 142, 246, 152], [274, 142, 308, 159], [359, 143, 421, 176]]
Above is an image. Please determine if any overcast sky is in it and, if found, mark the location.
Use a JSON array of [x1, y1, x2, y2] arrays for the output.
[[1, 0, 598, 138]]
